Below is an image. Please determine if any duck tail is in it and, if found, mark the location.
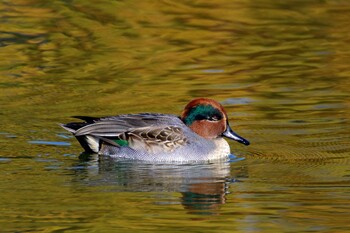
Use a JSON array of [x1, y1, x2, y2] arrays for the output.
[[60, 122, 99, 153]]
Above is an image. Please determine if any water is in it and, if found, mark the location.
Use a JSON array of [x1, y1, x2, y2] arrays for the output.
[[1, 0, 349, 232]]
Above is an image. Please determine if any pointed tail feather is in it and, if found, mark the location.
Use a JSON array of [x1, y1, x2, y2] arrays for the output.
[[60, 122, 89, 133], [59, 123, 77, 134], [60, 122, 99, 153]]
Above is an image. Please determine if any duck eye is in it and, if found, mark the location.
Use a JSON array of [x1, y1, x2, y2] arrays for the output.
[[207, 115, 220, 121]]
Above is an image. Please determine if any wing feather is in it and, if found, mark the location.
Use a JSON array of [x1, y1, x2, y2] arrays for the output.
[[127, 126, 188, 153], [70, 114, 188, 154]]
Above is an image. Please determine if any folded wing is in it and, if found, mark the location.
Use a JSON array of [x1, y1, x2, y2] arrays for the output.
[[62, 114, 188, 154]]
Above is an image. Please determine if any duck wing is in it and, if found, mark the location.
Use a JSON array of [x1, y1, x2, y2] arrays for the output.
[[65, 113, 188, 153]]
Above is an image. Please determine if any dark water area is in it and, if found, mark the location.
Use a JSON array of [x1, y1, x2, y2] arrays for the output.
[[0, 0, 349, 232]]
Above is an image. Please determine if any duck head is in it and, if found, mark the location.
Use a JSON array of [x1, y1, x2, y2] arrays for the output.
[[181, 98, 250, 145]]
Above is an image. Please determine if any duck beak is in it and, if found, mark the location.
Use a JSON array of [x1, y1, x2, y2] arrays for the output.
[[222, 124, 250, 146]]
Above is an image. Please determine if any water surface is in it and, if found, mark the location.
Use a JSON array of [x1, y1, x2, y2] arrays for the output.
[[0, 0, 349, 232]]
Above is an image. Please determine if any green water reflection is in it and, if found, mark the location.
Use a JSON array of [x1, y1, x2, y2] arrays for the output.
[[0, 0, 349, 232]]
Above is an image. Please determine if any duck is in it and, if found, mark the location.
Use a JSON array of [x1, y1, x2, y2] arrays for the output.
[[61, 98, 249, 162]]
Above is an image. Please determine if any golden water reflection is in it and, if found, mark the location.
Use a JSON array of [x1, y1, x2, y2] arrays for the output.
[[0, 0, 349, 232]]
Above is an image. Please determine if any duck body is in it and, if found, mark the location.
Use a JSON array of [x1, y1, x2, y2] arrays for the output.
[[61, 98, 249, 162]]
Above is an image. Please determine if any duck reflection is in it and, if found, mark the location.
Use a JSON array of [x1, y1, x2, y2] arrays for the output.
[[181, 179, 227, 215], [72, 154, 238, 215]]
